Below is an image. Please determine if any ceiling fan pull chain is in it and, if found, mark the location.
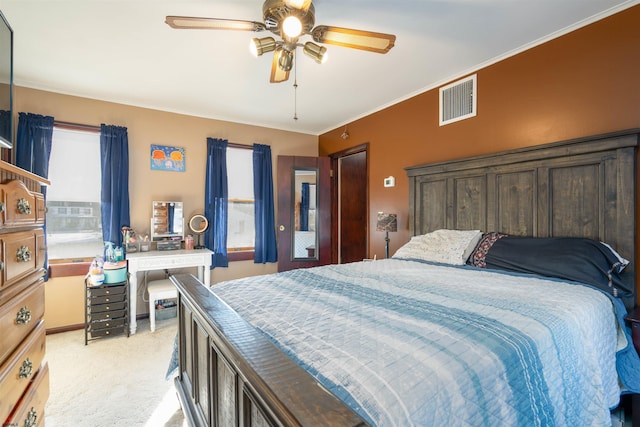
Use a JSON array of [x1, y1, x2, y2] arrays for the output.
[[293, 53, 298, 121], [293, 81, 298, 121]]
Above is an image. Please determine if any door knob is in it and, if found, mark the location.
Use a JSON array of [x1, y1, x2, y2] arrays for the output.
[[279, 225, 285, 231]]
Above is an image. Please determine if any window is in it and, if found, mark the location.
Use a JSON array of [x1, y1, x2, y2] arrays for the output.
[[227, 147, 255, 251], [46, 127, 103, 261]]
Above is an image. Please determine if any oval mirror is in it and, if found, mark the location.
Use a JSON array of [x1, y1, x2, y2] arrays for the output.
[[189, 214, 208, 233], [188, 214, 209, 249]]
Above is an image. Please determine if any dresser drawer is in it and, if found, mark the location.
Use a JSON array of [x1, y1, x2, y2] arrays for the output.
[[89, 317, 126, 332], [0, 229, 44, 293], [89, 292, 126, 305], [87, 284, 126, 298], [88, 301, 126, 313], [5, 361, 49, 427], [89, 308, 126, 322], [0, 320, 45, 422], [0, 180, 44, 228], [0, 283, 45, 365], [89, 324, 128, 338]]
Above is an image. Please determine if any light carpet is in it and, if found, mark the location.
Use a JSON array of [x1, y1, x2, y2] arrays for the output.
[[44, 317, 185, 427]]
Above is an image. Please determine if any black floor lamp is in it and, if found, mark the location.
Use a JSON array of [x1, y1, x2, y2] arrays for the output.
[[376, 212, 398, 258]]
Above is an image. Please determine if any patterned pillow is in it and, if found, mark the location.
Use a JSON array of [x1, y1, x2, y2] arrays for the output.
[[393, 229, 482, 265], [466, 232, 507, 267]]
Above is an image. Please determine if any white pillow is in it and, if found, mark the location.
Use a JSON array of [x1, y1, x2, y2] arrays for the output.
[[393, 229, 482, 265]]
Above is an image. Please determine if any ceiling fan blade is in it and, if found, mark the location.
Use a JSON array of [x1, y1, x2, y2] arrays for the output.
[[270, 49, 290, 83], [311, 25, 396, 54], [284, 0, 313, 12], [165, 16, 266, 32]]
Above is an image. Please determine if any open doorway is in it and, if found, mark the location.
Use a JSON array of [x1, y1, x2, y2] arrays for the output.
[[330, 144, 368, 264]]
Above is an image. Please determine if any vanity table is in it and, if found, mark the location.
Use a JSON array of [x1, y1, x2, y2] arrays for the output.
[[126, 248, 212, 334]]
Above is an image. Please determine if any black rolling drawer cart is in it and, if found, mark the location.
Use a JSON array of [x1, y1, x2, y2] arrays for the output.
[[84, 276, 130, 344]]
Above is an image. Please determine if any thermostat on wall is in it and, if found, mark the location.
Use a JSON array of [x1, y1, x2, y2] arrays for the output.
[[384, 176, 395, 187]]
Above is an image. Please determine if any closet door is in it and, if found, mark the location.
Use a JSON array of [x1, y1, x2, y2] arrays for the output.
[[336, 150, 367, 263], [276, 156, 330, 272]]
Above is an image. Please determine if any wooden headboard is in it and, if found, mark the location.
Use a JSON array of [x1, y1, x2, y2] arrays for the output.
[[406, 129, 639, 309]]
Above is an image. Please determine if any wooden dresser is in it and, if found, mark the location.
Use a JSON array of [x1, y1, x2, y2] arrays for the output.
[[0, 161, 50, 427]]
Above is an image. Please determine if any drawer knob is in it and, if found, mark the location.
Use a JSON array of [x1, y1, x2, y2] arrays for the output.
[[19, 357, 33, 379], [16, 306, 32, 325], [17, 198, 32, 215], [25, 407, 37, 427], [17, 245, 31, 262]]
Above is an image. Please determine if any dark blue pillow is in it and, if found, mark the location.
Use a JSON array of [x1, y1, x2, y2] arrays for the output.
[[468, 234, 632, 298]]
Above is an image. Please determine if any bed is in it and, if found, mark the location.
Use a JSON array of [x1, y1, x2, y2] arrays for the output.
[[170, 129, 640, 426]]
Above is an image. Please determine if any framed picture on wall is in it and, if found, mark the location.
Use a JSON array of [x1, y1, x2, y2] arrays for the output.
[[150, 144, 185, 172]]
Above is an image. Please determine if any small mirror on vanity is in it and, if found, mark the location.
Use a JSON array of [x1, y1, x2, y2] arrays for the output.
[[188, 214, 208, 249], [151, 201, 184, 250]]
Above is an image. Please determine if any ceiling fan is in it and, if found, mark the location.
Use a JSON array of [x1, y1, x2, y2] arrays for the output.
[[165, 0, 396, 83]]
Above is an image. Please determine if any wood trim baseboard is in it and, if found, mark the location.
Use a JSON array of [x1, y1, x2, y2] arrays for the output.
[[46, 323, 85, 335]]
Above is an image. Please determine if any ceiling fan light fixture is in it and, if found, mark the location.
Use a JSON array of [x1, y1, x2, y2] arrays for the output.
[[167, 0, 396, 84], [282, 15, 302, 38], [303, 41, 327, 64], [250, 37, 277, 57], [277, 48, 294, 71]]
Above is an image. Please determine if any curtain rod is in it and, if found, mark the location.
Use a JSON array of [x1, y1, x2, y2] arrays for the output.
[[54, 120, 101, 133], [53, 122, 256, 147], [228, 142, 253, 150]]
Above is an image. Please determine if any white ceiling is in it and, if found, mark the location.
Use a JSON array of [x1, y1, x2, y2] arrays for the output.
[[0, 0, 637, 135]]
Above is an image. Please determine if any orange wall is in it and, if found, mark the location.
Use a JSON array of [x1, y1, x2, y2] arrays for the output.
[[319, 6, 640, 269]]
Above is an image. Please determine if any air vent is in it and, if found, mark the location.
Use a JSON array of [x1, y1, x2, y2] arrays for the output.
[[439, 74, 477, 126]]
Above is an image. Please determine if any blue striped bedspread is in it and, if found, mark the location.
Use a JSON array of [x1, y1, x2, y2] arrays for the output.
[[211, 259, 632, 426]]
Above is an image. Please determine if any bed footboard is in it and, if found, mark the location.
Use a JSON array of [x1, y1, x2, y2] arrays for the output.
[[171, 273, 368, 427]]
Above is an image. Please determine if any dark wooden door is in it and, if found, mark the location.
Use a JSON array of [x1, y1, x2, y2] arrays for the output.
[[337, 150, 368, 263], [277, 156, 331, 272]]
